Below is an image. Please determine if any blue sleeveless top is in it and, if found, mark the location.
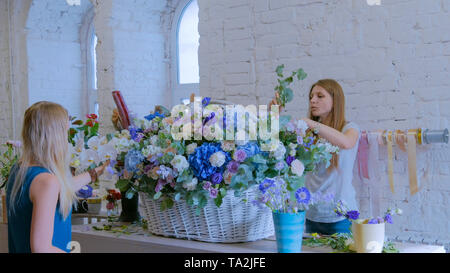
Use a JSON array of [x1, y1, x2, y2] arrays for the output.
[[6, 165, 72, 253]]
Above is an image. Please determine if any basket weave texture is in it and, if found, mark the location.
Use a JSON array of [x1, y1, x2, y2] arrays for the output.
[[139, 186, 274, 243]]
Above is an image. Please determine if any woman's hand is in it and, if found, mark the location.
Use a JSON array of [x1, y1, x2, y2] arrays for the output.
[[95, 160, 110, 177], [268, 92, 284, 112]]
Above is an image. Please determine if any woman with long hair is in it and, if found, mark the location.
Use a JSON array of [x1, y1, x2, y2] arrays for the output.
[[6, 101, 107, 253], [270, 79, 360, 235]]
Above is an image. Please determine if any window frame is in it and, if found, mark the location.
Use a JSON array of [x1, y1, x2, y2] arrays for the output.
[[80, 7, 98, 117], [171, 0, 200, 107]]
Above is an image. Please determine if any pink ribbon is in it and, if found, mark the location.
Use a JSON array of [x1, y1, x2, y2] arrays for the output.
[[357, 131, 370, 180]]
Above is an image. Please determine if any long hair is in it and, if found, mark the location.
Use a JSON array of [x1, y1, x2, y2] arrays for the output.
[[9, 101, 77, 220], [308, 79, 347, 171]]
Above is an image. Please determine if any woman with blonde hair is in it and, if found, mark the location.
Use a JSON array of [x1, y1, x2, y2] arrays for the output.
[[6, 101, 107, 253], [270, 79, 360, 235]]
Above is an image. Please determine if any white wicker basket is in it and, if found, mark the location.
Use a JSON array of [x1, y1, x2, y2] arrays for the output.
[[139, 186, 274, 243]]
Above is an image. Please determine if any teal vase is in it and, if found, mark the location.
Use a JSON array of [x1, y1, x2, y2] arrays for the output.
[[272, 211, 306, 253]]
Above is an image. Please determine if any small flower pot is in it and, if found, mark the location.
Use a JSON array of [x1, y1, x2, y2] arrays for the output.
[[351, 222, 385, 253], [272, 211, 305, 253]]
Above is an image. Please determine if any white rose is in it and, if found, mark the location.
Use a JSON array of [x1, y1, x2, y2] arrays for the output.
[[291, 159, 305, 177], [171, 155, 189, 172], [186, 143, 197, 155], [209, 151, 226, 167], [183, 177, 198, 191]]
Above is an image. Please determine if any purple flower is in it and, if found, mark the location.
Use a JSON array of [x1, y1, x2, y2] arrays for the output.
[[203, 112, 215, 126], [203, 181, 212, 191], [233, 149, 247, 162], [209, 188, 218, 199], [297, 136, 303, 145], [346, 210, 360, 220], [384, 213, 393, 224], [155, 179, 166, 193], [211, 173, 223, 185], [286, 156, 295, 166], [259, 178, 275, 194], [368, 218, 379, 224], [295, 187, 311, 204], [202, 97, 211, 107], [226, 160, 240, 173]]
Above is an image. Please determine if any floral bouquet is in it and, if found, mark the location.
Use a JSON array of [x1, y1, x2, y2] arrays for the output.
[[104, 188, 122, 216]]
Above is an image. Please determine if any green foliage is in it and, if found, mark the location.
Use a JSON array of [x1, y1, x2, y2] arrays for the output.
[[302, 233, 400, 253], [0, 143, 20, 189], [274, 65, 308, 109]]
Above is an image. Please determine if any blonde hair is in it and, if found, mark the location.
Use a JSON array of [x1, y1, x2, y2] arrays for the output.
[[9, 101, 77, 220], [308, 79, 347, 171]]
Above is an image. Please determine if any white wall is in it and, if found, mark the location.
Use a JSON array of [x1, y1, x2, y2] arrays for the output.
[[198, 0, 450, 249], [94, 0, 183, 134], [26, 0, 93, 119], [0, 0, 12, 144]]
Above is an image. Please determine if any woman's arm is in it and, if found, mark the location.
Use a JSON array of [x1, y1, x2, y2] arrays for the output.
[[72, 162, 109, 192], [302, 118, 359, 150], [29, 173, 67, 253]]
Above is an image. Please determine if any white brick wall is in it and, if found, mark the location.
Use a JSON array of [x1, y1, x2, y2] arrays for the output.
[[199, 0, 450, 249], [95, 0, 181, 134], [26, 0, 93, 119], [0, 0, 12, 145]]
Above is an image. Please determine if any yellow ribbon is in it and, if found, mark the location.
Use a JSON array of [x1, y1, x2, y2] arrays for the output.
[[407, 129, 419, 195], [386, 130, 395, 194]]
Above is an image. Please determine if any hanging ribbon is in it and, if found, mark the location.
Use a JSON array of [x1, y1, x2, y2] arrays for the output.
[[386, 130, 395, 194], [395, 129, 407, 152], [357, 131, 370, 180], [368, 132, 382, 217], [407, 129, 419, 195]]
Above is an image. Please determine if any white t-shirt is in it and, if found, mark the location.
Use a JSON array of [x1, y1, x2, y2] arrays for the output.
[[305, 121, 360, 223]]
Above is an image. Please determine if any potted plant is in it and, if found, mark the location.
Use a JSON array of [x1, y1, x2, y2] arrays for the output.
[[334, 200, 402, 253]]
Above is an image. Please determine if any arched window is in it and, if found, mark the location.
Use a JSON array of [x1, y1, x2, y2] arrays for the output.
[[171, 0, 200, 107], [81, 7, 98, 117]]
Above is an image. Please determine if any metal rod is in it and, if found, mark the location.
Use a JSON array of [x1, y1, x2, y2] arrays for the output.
[[422, 129, 449, 144]]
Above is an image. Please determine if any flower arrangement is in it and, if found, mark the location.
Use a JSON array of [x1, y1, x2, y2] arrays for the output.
[[108, 66, 339, 214], [0, 141, 21, 190], [252, 176, 335, 213], [334, 200, 403, 224], [104, 188, 122, 212]]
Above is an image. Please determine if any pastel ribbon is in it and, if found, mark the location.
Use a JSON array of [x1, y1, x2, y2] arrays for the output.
[[407, 129, 419, 195], [357, 131, 370, 180], [394, 130, 407, 152], [367, 133, 382, 217], [386, 130, 395, 194]]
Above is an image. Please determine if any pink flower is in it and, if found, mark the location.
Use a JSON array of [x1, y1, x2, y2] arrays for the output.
[[106, 202, 115, 210]]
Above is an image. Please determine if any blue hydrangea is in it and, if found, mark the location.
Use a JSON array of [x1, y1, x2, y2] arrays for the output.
[[188, 143, 231, 181], [125, 149, 145, 173], [237, 141, 261, 158]]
